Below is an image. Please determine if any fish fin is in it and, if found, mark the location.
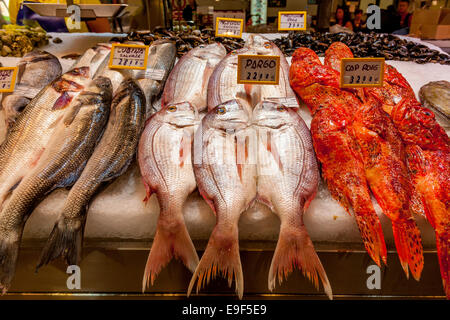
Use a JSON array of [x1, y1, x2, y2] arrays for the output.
[[36, 217, 85, 270], [304, 189, 317, 212], [392, 220, 424, 281], [142, 178, 153, 204], [187, 226, 243, 299], [256, 194, 275, 212], [179, 132, 192, 168], [435, 230, 449, 299], [142, 219, 199, 291], [268, 224, 333, 300], [197, 185, 216, 215], [53, 92, 73, 110], [0, 230, 22, 294], [354, 211, 388, 266], [266, 133, 283, 172]]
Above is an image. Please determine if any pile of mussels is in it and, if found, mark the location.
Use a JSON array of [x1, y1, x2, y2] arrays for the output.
[[273, 31, 450, 64]]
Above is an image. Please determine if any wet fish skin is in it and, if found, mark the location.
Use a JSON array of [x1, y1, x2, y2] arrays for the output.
[[419, 80, 450, 131], [163, 43, 226, 112], [188, 99, 256, 299], [139, 101, 200, 290], [37, 78, 146, 270], [1, 50, 62, 127], [0, 76, 113, 293], [0, 66, 96, 210], [253, 101, 332, 299]]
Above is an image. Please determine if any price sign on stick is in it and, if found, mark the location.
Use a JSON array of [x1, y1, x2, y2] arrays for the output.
[[237, 55, 280, 85], [278, 11, 307, 31], [215, 17, 244, 38], [109, 43, 149, 70], [340, 58, 385, 88], [0, 67, 18, 92]]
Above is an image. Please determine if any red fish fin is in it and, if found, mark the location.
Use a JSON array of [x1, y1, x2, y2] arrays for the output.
[[179, 133, 192, 168], [268, 224, 332, 300], [187, 226, 243, 299], [266, 133, 283, 172], [392, 220, 424, 281], [304, 189, 317, 211], [435, 230, 449, 299], [53, 92, 73, 110], [142, 219, 199, 291], [354, 210, 388, 266], [141, 178, 153, 204], [197, 185, 216, 215], [244, 84, 253, 106]]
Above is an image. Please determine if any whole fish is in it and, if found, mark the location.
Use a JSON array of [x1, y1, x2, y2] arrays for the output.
[[419, 80, 450, 131], [188, 99, 256, 299], [139, 102, 200, 291], [37, 79, 146, 270], [163, 43, 226, 112], [0, 76, 113, 292], [1, 50, 62, 127], [133, 39, 177, 117], [0, 66, 97, 210], [253, 101, 332, 299]]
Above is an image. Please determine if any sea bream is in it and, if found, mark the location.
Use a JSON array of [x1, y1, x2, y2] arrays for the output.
[[188, 99, 257, 299], [0, 76, 113, 293], [37, 79, 146, 270], [1, 50, 62, 128], [253, 101, 332, 299], [163, 43, 226, 112], [139, 102, 200, 291]]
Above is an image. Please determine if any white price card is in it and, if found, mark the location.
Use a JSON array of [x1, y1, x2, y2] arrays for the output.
[[215, 17, 244, 38], [109, 43, 149, 70], [340, 58, 385, 88], [278, 11, 307, 31], [0, 67, 18, 93], [237, 55, 280, 85]]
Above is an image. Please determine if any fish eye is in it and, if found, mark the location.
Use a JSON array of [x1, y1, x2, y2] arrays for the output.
[[231, 50, 237, 55], [277, 105, 287, 112], [167, 105, 177, 112], [264, 42, 271, 48], [216, 107, 226, 114]]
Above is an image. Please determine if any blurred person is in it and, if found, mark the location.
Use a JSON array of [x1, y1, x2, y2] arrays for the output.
[[392, 0, 413, 35], [333, 6, 352, 30], [182, 0, 197, 22], [349, 9, 366, 32]]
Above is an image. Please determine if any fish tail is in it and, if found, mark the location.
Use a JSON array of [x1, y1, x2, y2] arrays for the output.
[[36, 218, 84, 270], [0, 231, 21, 294], [142, 219, 199, 292], [354, 210, 388, 266], [435, 230, 449, 299], [268, 224, 333, 300], [392, 220, 424, 281], [187, 226, 243, 299]]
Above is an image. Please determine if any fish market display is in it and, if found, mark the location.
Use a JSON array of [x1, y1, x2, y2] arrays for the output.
[[37, 79, 146, 270], [139, 102, 200, 291], [133, 39, 177, 116], [0, 76, 113, 292], [253, 101, 332, 299], [188, 99, 256, 299], [419, 80, 450, 131], [0, 25, 49, 57], [1, 50, 62, 127], [273, 32, 450, 64], [162, 42, 226, 112]]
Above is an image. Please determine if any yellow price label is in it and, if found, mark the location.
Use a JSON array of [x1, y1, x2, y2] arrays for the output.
[[108, 43, 149, 70], [237, 55, 280, 85], [340, 58, 385, 88], [278, 11, 307, 31], [0, 67, 18, 93], [215, 17, 244, 38]]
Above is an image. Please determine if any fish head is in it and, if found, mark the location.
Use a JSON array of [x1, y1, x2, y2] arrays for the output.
[[90, 76, 113, 102], [205, 99, 249, 132], [194, 43, 227, 66], [292, 47, 321, 65], [161, 101, 198, 127], [253, 100, 297, 128], [245, 34, 276, 55]]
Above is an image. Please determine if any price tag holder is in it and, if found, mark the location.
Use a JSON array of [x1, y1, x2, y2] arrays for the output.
[[340, 58, 385, 88], [109, 43, 149, 70], [215, 17, 244, 38], [278, 11, 307, 31], [237, 55, 280, 85], [0, 67, 18, 93]]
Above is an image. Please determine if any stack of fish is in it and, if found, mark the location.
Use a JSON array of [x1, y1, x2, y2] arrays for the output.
[[0, 40, 177, 293], [138, 34, 332, 299]]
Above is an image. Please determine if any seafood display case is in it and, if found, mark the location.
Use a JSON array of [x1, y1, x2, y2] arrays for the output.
[[0, 31, 448, 300]]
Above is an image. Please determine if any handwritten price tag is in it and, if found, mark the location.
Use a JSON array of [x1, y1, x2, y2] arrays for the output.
[[237, 55, 280, 85], [340, 58, 385, 88], [108, 43, 149, 70], [0, 67, 18, 93], [215, 17, 243, 38], [278, 11, 307, 31]]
